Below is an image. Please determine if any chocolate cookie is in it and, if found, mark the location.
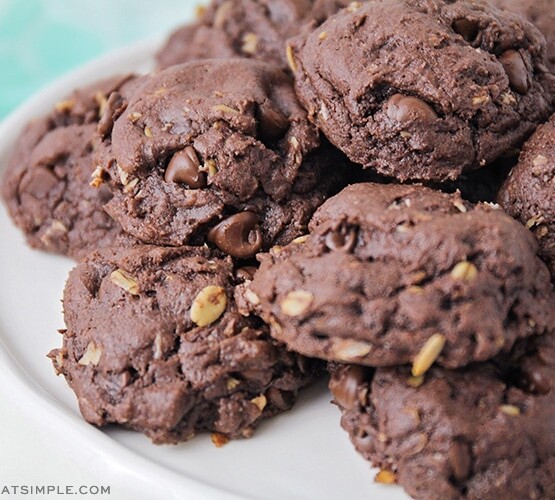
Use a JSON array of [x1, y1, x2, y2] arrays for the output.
[[289, 0, 554, 182], [1, 75, 138, 260], [49, 245, 318, 444], [498, 114, 555, 275], [329, 333, 555, 500], [491, 0, 555, 73], [248, 183, 555, 369], [96, 59, 345, 259], [156, 0, 353, 70]]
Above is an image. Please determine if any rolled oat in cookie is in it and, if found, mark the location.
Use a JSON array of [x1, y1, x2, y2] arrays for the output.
[[289, 0, 554, 182], [498, 113, 555, 276], [249, 183, 555, 369], [49, 245, 319, 444], [96, 59, 348, 258], [329, 332, 555, 500], [1, 75, 139, 260]]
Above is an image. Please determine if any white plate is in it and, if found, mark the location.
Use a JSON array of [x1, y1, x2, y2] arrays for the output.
[[0, 36, 408, 500]]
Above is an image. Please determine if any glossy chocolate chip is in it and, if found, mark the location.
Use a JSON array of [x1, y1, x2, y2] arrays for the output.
[[258, 102, 289, 139], [325, 224, 358, 252], [208, 212, 263, 259], [97, 92, 126, 138], [452, 18, 480, 43], [164, 147, 207, 188], [499, 50, 529, 94], [386, 94, 438, 124], [449, 438, 472, 481], [329, 365, 370, 410], [235, 266, 258, 282]]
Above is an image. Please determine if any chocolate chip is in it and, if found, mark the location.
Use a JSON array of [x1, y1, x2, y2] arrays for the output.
[[386, 94, 438, 124], [329, 365, 370, 410], [97, 92, 126, 138], [258, 102, 289, 139], [235, 266, 258, 282], [208, 212, 263, 259], [325, 224, 358, 252], [164, 147, 207, 188], [499, 50, 529, 94], [449, 438, 471, 481], [452, 18, 480, 44], [266, 387, 295, 411], [519, 365, 551, 395]]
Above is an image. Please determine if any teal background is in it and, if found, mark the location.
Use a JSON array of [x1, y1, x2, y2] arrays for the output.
[[0, 0, 196, 118]]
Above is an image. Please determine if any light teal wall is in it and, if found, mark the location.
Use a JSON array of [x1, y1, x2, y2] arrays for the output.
[[0, 0, 196, 117]]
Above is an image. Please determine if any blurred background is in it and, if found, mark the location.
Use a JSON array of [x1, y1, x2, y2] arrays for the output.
[[0, 0, 196, 118]]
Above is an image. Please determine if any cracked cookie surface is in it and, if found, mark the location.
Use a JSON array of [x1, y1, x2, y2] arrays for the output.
[[50, 245, 319, 444], [289, 0, 554, 182], [329, 332, 555, 500], [249, 183, 555, 368]]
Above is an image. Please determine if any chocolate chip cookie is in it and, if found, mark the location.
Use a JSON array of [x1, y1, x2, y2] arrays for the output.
[[491, 0, 555, 73], [97, 59, 345, 259], [329, 332, 555, 500], [50, 245, 318, 444], [156, 0, 353, 70], [289, 0, 554, 182], [249, 183, 555, 369], [498, 114, 555, 276], [1, 75, 138, 260]]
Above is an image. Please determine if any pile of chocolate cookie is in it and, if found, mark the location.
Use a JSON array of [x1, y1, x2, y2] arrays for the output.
[[2, 0, 554, 498]]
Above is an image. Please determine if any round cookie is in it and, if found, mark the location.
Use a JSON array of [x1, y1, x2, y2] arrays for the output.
[[156, 0, 353, 70], [498, 113, 555, 275], [49, 245, 319, 444], [248, 183, 555, 369], [1, 75, 138, 260], [96, 59, 345, 259], [329, 333, 555, 500], [490, 0, 555, 73], [288, 0, 555, 182]]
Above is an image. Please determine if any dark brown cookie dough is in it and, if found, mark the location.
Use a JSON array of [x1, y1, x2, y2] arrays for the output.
[[249, 183, 555, 369], [156, 0, 353, 70], [49, 245, 318, 444], [289, 0, 554, 182], [491, 0, 555, 73], [329, 333, 555, 500], [498, 114, 555, 275], [97, 59, 345, 258], [1, 75, 137, 260]]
